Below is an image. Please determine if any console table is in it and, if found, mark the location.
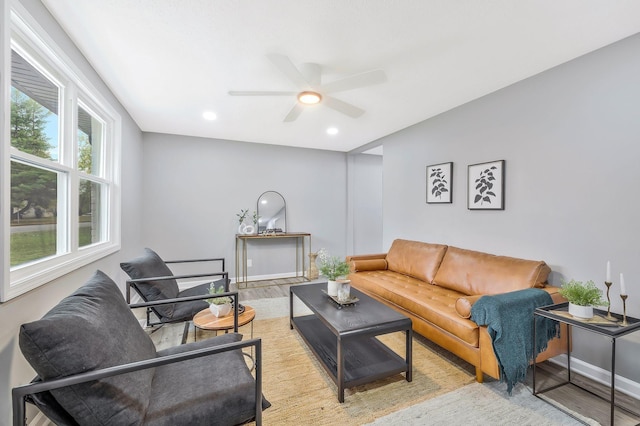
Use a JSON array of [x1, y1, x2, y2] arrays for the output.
[[235, 232, 311, 288], [533, 302, 640, 425]]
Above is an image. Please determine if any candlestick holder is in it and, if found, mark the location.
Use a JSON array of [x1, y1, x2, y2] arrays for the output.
[[604, 281, 615, 320], [620, 294, 629, 326]]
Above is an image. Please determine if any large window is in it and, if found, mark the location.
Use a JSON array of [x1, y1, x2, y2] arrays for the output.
[[1, 6, 121, 301]]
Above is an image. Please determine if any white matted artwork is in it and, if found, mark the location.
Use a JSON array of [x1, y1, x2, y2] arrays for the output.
[[467, 160, 505, 210], [426, 162, 453, 204]]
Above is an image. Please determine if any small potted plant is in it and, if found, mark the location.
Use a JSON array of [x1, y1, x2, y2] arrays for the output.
[[207, 284, 233, 317], [317, 248, 351, 297], [559, 279, 608, 319]]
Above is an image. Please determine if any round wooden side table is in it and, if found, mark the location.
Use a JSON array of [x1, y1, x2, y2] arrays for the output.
[[193, 305, 255, 337], [193, 305, 256, 369]]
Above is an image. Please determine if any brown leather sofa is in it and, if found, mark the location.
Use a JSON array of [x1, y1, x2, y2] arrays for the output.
[[346, 239, 566, 383]]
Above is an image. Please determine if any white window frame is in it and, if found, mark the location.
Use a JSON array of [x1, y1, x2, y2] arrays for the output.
[[1, 2, 121, 302]]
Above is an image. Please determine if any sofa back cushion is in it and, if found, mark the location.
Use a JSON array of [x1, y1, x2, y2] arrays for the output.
[[19, 270, 157, 425], [385, 239, 448, 283], [433, 246, 551, 295], [120, 248, 179, 319]]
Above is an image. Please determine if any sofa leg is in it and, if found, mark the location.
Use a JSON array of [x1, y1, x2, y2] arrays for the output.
[[475, 367, 484, 383]]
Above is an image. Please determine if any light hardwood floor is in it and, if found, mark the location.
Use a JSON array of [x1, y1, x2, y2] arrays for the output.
[[236, 279, 640, 425]]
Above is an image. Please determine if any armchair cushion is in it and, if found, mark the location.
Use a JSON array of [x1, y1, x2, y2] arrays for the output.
[[120, 248, 180, 318], [148, 333, 270, 425], [19, 270, 156, 425]]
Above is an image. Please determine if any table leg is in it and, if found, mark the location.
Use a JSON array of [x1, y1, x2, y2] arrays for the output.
[[406, 328, 413, 382], [337, 335, 345, 403], [611, 337, 616, 426]]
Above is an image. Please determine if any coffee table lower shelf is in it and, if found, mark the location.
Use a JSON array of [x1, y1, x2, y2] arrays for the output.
[[292, 315, 409, 397]]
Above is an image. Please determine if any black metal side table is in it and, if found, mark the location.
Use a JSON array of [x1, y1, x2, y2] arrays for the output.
[[533, 302, 640, 425]]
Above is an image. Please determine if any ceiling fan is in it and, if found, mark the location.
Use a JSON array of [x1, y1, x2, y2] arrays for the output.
[[229, 54, 387, 122]]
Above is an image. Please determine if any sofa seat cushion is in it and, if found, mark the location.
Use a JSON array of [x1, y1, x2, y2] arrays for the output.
[[350, 271, 479, 347], [385, 239, 448, 283], [19, 270, 157, 425], [433, 246, 551, 295], [147, 333, 269, 425]]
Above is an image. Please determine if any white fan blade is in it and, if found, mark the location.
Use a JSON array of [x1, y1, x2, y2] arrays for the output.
[[321, 69, 387, 94], [323, 96, 365, 118], [299, 63, 321, 87], [266, 54, 310, 89], [228, 91, 296, 96], [283, 103, 305, 122]]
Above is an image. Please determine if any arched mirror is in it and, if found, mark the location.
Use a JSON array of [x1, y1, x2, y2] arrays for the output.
[[257, 191, 286, 234]]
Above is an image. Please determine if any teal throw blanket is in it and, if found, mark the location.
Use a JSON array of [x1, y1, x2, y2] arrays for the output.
[[470, 288, 559, 394]]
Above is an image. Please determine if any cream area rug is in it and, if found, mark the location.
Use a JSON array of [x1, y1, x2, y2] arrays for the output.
[[150, 297, 599, 425]]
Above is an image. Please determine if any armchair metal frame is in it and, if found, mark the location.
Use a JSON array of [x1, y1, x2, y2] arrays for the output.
[[125, 256, 227, 328], [12, 292, 263, 426]]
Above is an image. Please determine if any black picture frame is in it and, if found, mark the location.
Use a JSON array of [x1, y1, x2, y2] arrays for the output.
[[467, 160, 505, 210], [426, 162, 453, 204]]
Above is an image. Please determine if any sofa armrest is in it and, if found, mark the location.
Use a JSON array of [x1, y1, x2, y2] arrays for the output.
[[346, 253, 387, 262], [348, 258, 388, 272], [455, 295, 484, 318], [540, 285, 566, 304], [455, 286, 565, 319]]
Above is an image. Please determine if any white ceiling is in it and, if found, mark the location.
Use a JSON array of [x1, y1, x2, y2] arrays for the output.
[[41, 0, 640, 153]]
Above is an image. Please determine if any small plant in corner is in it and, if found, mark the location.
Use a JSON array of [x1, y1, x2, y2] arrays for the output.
[[207, 284, 232, 305], [559, 279, 608, 307]]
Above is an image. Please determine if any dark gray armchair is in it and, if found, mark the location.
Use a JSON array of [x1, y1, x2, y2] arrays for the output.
[[121, 248, 230, 343], [12, 270, 268, 426]]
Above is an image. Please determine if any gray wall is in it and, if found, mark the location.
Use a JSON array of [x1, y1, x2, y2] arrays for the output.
[[0, 0, 145, 422], [141, 133, 353, 279], [348, 153, 384, 255], [379, 33, 640, 386]]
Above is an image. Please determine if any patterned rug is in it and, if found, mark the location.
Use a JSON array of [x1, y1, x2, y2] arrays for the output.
[[149, 298, 598, 425]]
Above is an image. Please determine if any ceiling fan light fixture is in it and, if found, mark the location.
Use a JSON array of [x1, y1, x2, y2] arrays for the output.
[[297, 91, 322, 105]]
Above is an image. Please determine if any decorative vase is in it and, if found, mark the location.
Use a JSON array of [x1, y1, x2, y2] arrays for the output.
[[327, 280, 338, 297], [336, 279, 351, 302], [209, 302, 232, 318], [568, 303, 593, 319], [308, 252, 319, 280], [238, 223, 247, 234]]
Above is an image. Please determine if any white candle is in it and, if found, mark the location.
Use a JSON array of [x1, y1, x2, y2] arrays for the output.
[[620, 273, 627, 295], [606, 261, 611, 282]]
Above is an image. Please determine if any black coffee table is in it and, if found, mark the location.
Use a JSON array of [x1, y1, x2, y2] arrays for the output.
[[289, 283, 412, 402]]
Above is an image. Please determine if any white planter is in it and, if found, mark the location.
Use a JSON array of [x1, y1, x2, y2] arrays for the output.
[[568, 303, 593, 319], [327, 280, 338, 297], [209, 302, 232, 318]]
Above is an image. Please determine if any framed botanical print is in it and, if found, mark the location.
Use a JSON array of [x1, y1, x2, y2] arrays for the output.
[[467, 160, 505, 210], [426, 162, 453, 204]]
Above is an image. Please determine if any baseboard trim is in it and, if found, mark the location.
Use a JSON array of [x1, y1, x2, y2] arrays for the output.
[[549, 354, 640, 400]]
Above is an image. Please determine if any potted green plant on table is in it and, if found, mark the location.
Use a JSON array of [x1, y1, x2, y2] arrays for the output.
[[317, 249, 351, 297], [559, 279, 608, 319], [207, 284, 233, 318]]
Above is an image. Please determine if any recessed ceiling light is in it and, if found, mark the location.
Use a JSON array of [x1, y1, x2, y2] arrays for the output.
[[202, 111, 217, 120], [327, 127, 339, 135], [297, 91, 322, 105]]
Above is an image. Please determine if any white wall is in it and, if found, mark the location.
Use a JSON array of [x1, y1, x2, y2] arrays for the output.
[[141, 133, 351, 279], [0, 1, 145, 422], [379, 33, 640, 385]]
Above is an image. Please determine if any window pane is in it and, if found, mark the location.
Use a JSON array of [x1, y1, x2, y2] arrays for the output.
[[79, 179, 103, 247], [10, 161, 58, 267], [78, 105, 103, 175], [11, 50, 60, 161]]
